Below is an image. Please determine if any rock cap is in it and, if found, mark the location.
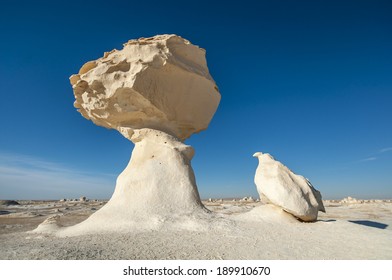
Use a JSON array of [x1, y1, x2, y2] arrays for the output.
[[71, 34, 221, 141]]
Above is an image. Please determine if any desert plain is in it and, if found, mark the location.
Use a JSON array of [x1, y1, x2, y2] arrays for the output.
[[1, 197, 391, 260]]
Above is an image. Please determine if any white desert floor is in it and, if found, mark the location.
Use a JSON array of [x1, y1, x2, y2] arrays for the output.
[[0, 199, 391, 260]]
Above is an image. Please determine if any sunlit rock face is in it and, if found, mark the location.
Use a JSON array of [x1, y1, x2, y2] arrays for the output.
[[70, 34, 221, 141], [253, 152, 325, 222]]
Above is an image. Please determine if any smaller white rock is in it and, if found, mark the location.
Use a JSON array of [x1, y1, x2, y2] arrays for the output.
[[253, 152, 325, 222], [32, 215, 62, 234]]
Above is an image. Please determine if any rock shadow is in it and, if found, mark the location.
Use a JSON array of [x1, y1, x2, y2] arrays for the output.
[[318, 219, 336, 223], [348, 220, 388, 229]]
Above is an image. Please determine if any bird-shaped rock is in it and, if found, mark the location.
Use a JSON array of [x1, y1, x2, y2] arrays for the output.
[[253, 152, 325, 222]]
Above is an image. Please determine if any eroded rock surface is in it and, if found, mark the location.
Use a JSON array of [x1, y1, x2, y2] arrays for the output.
[[71, 34, 221, 141]]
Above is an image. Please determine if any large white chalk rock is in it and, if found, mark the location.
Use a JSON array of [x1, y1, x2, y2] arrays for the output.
[[70, 34, 221, 141], [253, 152, 325, 222], [58, 129, 209, 236], [34, 35, 221, 236]]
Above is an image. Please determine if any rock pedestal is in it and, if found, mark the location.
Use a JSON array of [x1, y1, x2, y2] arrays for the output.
[[59, 129, 209, 235]]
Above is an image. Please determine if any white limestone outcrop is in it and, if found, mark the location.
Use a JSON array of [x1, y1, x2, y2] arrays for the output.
[[33, 215, 62, 234], [253, 152, 325, 222], [70, 34, 220, 141], [34, 35, 221, 235]]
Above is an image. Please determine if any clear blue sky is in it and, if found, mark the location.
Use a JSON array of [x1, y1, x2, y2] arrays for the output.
[[0, 0, 391, 200]]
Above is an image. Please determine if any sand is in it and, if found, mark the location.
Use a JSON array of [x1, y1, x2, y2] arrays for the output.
[[0, 199, 391, 259]]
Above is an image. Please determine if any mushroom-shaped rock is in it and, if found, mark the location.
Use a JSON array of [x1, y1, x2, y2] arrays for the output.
[[34, 35, 221, 236], [70, 34, 220, 141], [253, 152, 325, 222]]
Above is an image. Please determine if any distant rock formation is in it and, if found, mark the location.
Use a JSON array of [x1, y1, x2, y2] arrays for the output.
[[240, 196, 255, 202], [253, 152, 325, 222], [0, 200, 20, 206], [37, 35, 220, 235], [341, 197, 364, 204]]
